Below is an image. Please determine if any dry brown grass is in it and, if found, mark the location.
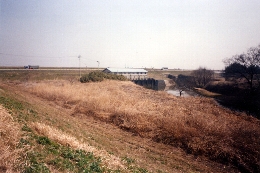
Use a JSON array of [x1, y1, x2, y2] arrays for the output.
[[0, 105, 22, 173], [21, 79, 260, 172]]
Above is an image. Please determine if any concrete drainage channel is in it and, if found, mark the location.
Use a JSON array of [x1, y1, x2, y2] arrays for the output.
[[133, 78, 198, 97]]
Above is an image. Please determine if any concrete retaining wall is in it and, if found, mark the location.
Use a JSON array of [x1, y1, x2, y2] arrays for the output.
[[133, 78, 166, 91]]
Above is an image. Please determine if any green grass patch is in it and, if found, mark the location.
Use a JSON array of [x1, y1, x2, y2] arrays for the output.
[[0, 96, 24, 112], [18, 130, 105, 172], [0, 94, 105, 172], [16, 118, 150, 172], [122, 156, 149, 173]]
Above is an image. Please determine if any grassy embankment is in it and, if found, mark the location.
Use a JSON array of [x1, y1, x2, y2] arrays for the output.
[[27, 80, 260, 172], [0, 91, 125, 172], [0, 69, 202, 173], [0, 85, 149, 172], [0, 69, 259, 172]]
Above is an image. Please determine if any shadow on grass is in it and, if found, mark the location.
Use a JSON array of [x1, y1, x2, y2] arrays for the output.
[[205, 83, 260, 119]]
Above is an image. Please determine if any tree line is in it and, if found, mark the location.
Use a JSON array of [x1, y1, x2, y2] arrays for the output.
[[175, 43, 260, 117], [179, 44, 260, 91], [223, 44, 260, 93]]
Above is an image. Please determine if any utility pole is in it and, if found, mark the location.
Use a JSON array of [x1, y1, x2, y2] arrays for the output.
[[78, 55, 81, 78], [97, 61, 100, 70]]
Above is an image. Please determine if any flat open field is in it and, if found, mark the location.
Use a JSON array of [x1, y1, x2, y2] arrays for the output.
[[0, 69, 259, 172], [0, 67, 191, 80]]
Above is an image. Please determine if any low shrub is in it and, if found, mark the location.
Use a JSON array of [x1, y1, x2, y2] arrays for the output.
[[176, 74, 196, 89], [80, 71, 127, 83]]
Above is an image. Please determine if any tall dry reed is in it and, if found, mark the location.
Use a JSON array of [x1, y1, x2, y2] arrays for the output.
[[0, 105, 22, 172]]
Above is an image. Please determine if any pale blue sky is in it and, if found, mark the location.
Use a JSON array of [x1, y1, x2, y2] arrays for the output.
[[1, 0, 260, 69]]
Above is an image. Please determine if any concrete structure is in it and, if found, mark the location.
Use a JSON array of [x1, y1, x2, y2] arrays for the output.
[[103, 68, 147, 80], [133, 78, 166, 91]]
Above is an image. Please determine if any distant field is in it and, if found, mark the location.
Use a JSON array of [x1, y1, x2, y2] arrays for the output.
[[146, 69, 192, 79], [0, 68, 192, 81], [0, 69, 89, 81]]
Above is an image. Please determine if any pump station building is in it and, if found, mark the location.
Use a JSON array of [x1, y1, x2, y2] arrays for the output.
[[103, 68, 147, 80]]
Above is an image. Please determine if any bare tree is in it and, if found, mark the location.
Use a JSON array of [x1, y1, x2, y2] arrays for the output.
[[191, 67, 214, 87], [223, 44, 260, 92]]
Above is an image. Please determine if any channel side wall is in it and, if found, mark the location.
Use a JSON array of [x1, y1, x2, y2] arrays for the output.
[[132, 78, 166, 91]]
